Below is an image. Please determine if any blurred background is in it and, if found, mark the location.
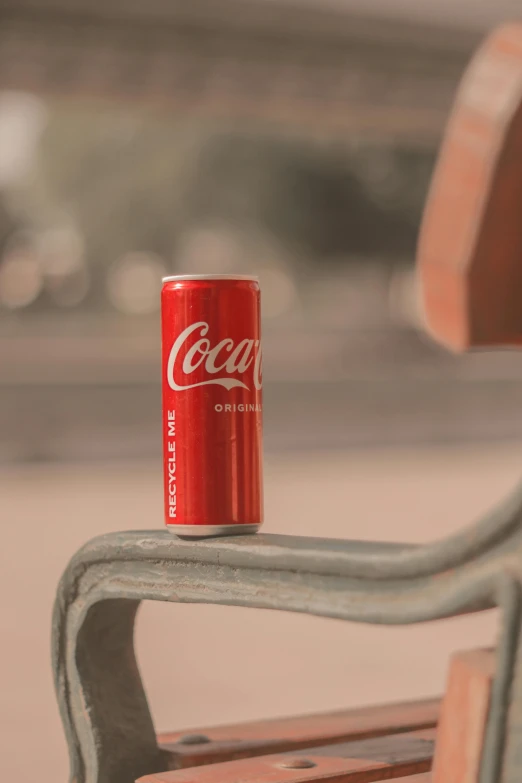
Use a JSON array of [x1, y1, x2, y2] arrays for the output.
[[1, 0, 521, 779]]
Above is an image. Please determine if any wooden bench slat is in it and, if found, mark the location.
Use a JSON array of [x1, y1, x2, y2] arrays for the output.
[[142, 728, 435, 783], [158, 698, 439, 769], [418, 23, 522, 350], [391, 777, 431, 783], [432, 649, 495, 783]]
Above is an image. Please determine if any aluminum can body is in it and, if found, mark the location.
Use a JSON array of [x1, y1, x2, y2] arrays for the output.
[[161, 274, 263, 537]]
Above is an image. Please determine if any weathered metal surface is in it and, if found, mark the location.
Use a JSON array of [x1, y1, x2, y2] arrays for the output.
[[137, 729, 435, 783], [53, 469, 522, 783], [419, 23, 522, 350], [158, 698, 440, 769]]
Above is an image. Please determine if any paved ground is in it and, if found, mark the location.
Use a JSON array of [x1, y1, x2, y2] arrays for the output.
[[1, 443, 520, 779], [3, 324, 522, 461]]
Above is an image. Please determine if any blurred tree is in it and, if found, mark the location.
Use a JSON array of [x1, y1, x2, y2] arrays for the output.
[[183, 132, 434, 262], [4, 104, 436, 310]]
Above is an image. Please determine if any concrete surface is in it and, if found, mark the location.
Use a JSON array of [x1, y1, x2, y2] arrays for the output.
[[1, 444, 520, 779]]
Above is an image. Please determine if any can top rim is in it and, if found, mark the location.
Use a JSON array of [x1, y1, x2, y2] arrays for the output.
[[162, 274, 259, 283]]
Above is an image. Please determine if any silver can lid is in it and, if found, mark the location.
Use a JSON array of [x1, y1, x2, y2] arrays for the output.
[[162, 273, 259, 283]]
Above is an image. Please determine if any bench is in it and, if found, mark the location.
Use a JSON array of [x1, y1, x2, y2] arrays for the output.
[[53, 21, 522, 783]]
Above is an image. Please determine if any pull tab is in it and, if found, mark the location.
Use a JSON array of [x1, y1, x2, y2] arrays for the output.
[[418, 23, 522, 351]]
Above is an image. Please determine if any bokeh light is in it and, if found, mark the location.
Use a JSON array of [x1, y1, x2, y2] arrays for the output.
[[258, 265, 297, 319], [0, 237, 43, 309], [39, 227, 90, 308], [106, 251, 167, 314]]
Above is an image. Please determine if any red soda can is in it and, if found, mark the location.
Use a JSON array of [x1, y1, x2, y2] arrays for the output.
[[161, 274, 263, 537]]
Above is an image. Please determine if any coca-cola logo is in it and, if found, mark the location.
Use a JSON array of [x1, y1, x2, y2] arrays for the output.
[[167, 321, 262, 391]]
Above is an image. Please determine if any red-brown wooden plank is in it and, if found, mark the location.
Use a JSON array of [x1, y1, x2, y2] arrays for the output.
[[158, 698, 439, 769], [392, 778, 431, 782], [432, 649, 495, 783], [417, 23, 522, 350], [142, 728, 435, 783]]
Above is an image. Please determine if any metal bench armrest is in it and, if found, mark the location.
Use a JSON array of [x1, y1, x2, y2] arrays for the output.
[[53, 479, 522, 783]]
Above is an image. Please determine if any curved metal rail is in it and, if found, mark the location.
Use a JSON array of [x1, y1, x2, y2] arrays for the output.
[[53, 477, 522, 783]]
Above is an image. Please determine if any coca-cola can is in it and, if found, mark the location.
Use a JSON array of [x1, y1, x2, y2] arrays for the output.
[[161, 274, 263, 537]]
